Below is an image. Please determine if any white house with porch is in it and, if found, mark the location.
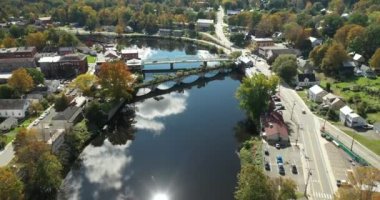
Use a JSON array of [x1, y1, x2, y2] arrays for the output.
[[308, 85, 328, 102]]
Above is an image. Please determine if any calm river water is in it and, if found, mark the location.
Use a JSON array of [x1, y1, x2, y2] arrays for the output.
[[60, 40, 247, 200]]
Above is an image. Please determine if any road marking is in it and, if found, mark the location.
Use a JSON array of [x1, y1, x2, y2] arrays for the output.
[[312, 192, 333, 199]]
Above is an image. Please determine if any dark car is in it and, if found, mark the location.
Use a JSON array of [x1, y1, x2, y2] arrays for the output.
[[264, 149, 269, 156], [276, 155, 283, 164], [291, 164, 298, 174], [278, 164, 285, 175], [265, 162, 270, 171]]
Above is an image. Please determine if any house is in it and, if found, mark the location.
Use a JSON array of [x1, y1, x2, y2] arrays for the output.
[[77, 46, 97, 56], [125, 26, 133, 33], [196, 19, 214, 31], [35, 16, 52, 26], [308, 85, 328, 102], [0, 99, 30, 119], [309, 37, 323, 47], [46, 129, 65, 154], [346, 112, 366, 127], [44, 80, 61, 93], [237, 56, 253, 67], [358, 65, 377, 78], [52, 105, 84, 124], [126, 58, 142, 71], [0, 73, 12, 84], [296, 73, 319, 87], [252, 37, 274, 48], [103, 43, 117, 52], [0, 46, 37, 59], [258, 45, 300, 63], [158, 29, 171, 36], [227, 10, 241, 16], [353, 53, 364, 65], [322, 93, 345, 110], [339, 105, 353, 123], [26, 93, 44, 103], [104, 50, 119, 60], [261, 111, 289, 145], [121, 48, 139, 61], [39, 54, 88, 79], [341, 61, 356, 75], [58, 47, 76, 55], [0, 117, 18, 132]]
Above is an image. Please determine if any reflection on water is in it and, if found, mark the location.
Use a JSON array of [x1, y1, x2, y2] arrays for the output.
[[135, 89, 189, 134]]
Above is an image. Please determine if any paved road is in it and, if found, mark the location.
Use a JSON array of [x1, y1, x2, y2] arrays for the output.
[[215, 6, 234, 49], [0, 143, 14, 167]]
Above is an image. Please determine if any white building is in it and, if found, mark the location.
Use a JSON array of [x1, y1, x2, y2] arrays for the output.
[[346, 112, 366, 127], [0, 99, 30, 119], [196, 19, 214, 30], [309, 37, 323, 47], [296, 74, 319, 87], [339, 105, 353, 123], [308, 85, 328, 103]]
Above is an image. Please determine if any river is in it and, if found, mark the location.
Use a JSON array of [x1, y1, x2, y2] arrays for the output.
[[60, 40, 248, 200]]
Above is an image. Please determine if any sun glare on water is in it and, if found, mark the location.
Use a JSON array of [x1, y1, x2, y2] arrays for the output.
[[152, 193, 169, 200]]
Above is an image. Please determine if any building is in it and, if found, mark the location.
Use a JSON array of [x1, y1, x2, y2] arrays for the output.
[[104, 50, 119, 60], [339, 105, 353, 123], [103, 43, 117, 52], [308, 85, 328, 102], [0, 46, 37, 59], [46, 129, 65, 154], [258, 45, 300, 64], [322, 93, 345, 110], [26, 93, 44, 104], [355, 64, 377, 78], [346, 113, 366, 127], [261, 111, 289, 145], [126, 58, 142, 71], [309, 37, 323, 47], [0, 99, 30, 119], [236, 56, 253, 67], [296, 73, 319, 87], [353, 53, 364, 65], [0, 73, 12, 84], [158, 29, 171, 36], [39, 54, 88, 79], [226, 10, 241, 16], [341, 61, 356, 75], [45, 80, 61, 93], [121, 48, 139, 61], [58, 47, 76, 55], [252, 38, 274, 48], [35, 16, 52, 26], [0, 58, 37, 73], [0, 117, 18, 132], [196, 19, 214, 31]]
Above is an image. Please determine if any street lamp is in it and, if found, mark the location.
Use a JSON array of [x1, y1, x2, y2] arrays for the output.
[[290, 101, 296, 120]]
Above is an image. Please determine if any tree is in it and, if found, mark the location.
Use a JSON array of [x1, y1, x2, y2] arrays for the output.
[[54, 94, 69, 112], [70, 74, 98, 96], [271, 178, 297, 200], [321, 42, 348, 74], [2, 36, 17, 48], [329, 0, 345, 15], [272, 55, 298, 83], [85, 101, 105, 125], [0, 167, 24, 200], [348, 12, 368, 26], [235, 164, 275, 200], [230, 33, 247, 47], [236, 74, 279, 125], [32, 152, 62, 197], [361, 24, 380, 58], [29, 102, 44, 116], [25, 32, 46, 51], [58, 31, 78, 46], [25, 68, 45, 85], [98, 61, 135, 100], [369, 48, 380, 71], [0, 84, 15, 99], [322, 14, 344, 37], [283, 22, 303, 44], [309, 43, 330, 67], [8, 68, 34, 95]]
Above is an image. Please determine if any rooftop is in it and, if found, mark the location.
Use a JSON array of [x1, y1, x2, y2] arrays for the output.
[[39, 56, 61, 63], [0, 99, 28, 110], [340, 105, 353, 115], [298, 73, 317, 82], [309, 85, 325, 94], [197, 19, 214, 24]]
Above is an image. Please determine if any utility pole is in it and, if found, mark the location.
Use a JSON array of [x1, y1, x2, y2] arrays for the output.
[[290, 101, 296, 120], [296, 123, 300, 146], [351, 134, 355, 151], [322, 106, 331, 131]]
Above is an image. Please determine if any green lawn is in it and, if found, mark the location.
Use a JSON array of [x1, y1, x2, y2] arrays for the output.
[[4, 116, 36, 145], [342, 129, 380, 156], [317, 74, 380, 123], [87, 55, 96, 63]]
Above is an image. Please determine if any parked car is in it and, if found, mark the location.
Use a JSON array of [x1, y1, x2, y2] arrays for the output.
[[265, 162, 270, 171], [302, 109, 306, 114], [275, 105, 285, 111], [276, 155, 283, 164], [264, 149, 269, 156], [278, 164, 285, 175], [275, 143, 281, 149], [291, 164, 298, 174], [362, 124, 374, 130], [295, 86, 303, 91], [337, 180, 349, 187]]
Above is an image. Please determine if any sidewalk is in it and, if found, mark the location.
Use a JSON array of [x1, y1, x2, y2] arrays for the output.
[[0, 142, 14, 167]]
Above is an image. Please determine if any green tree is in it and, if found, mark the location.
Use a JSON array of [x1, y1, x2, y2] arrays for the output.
[[321, 42, 347, 74], [98, 61, 135, 100], [9, 25, 24, 38], [70, 74, 98, 96], [2, 36, 17, 48], [25, 68, 45, 85], [25, 32, 46, 51], [29, 102, 44, 116], [230, 33, 247, 47], [0, 167, 24, 200], [235, 164, 275, 200], [32, 152, 62, 196], [271, 178, 298, 200], [54, 94, 70, 112], [58, 31, 79, 47], [85, 101, 105, 126], [272, 55, 298, 83], [348, 12, 368, 26], [322, 14, 344, 37], [236, 74, 279, 125], [8, 68, 34, 95], [369, 48, 380, 72], [0, 84, 15, 99], [362, 24, 380, 58]]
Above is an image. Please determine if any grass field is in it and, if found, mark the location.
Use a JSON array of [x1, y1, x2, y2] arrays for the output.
[[87, 55, 96, 63], [342, 129, 380, 156], [4, 117, 36, 145]]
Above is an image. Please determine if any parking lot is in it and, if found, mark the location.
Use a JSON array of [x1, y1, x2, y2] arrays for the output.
[[263, 141, 306, 192]]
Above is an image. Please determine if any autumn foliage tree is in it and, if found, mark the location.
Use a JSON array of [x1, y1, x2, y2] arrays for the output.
[[0, 167, 24, 200], [25, 32, 47, 51], [321, 42, 348, 75], [70, 74, 98, 96], [8, 68, 34, 95], [98, 61, 135, 100], [369, 48, 380, 72]]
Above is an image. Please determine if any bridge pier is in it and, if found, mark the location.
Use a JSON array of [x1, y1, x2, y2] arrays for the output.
[[170, 63, 174, 70], [175, 76, 184, 85]]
